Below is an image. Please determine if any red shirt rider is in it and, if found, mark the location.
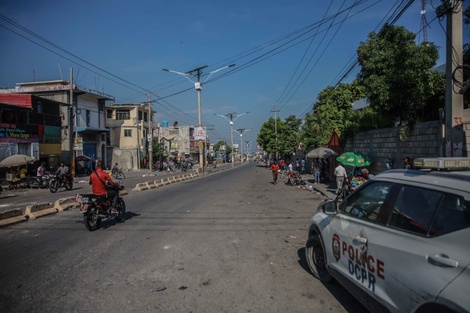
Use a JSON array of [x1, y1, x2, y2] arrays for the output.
[[89, 162, 116, 196]]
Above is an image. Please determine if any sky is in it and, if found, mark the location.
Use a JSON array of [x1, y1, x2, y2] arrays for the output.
[[0, 0, 469, 151]]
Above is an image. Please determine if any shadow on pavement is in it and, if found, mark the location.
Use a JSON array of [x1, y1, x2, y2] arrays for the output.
[[296, 248, 368, 313]]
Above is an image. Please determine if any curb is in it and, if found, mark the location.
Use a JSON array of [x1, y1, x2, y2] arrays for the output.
[[0, 208, 27, 227]]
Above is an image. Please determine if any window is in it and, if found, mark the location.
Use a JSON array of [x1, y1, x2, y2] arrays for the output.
[[341, 181, 392, 224], [124, 129, 132, 137], [116, 110, 130, 120], [388, 186, 441, 236], [431, 193, 470, 236], [86, 110, 90, 127], [107, 109, 113, 118]]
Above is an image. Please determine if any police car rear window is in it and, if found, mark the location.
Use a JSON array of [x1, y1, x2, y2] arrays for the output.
[[388, 185, 470, 236]]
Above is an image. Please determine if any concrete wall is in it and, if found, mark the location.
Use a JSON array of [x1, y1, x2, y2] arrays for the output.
[[344, 121, 442, 174]]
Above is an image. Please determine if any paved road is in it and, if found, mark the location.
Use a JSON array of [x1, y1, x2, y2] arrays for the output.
[[0, 165, 225, 214], [0, 163, 367, 312]]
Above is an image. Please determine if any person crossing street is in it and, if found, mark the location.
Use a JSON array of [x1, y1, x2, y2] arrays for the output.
[[270, 161, 280, 184]]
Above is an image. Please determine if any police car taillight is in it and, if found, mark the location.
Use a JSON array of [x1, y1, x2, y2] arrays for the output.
[[413, 157, 470, 170]]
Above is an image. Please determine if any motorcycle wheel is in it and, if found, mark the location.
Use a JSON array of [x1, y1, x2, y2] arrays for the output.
[[115, 198, 126, 221], [50, 179, 59, 193], [27, 178, 39, 189], [84, 204, 101, 231], [65, 180, 73, 190]]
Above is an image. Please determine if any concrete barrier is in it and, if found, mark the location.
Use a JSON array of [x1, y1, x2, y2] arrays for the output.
[[54, 197, 79, 212], [0, 208, 27, 227], [133, 182, 149, 191], [155, 179, 165, 187], [146, 181, 157, 189], [172, 176, 181, 182], [25, 202, 56, 220], [162, 177, 171, 185]]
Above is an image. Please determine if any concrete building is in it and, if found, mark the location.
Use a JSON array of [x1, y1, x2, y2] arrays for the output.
[[159, 123, 196, 162], [105, 103, 155, 170], [0, 80, 114, 171], [0, 94, 62, 167]]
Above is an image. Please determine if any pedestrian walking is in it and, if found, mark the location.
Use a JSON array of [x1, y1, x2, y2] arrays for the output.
[[334, 163, 348, 195], [270, 161, 280, 184], [313, 160, 321, 184]]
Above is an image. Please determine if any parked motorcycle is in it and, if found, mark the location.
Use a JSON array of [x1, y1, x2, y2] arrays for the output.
[[7, 176, 30, 190], [49, 173, 73, 193], [75, 184, 126, 231], [27, 174, 51, 189]]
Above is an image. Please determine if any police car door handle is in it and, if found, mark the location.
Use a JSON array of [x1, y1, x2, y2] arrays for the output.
[[427, 254, 458, 268], [353, 236, 367, 245]]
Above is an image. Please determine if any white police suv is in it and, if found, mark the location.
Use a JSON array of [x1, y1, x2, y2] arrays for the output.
[[305, 157, 470, 313]]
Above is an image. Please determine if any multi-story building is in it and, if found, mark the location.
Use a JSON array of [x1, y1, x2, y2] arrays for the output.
[[0, 80, 114, 171], [159, 123, 196, 161], [105, 103, 155, 170], [0, 94, 62, 167]]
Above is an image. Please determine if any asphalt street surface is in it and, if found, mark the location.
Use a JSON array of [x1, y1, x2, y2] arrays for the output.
[[0, 163, 367, 312]]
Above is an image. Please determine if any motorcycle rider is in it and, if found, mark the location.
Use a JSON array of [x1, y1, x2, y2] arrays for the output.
[[37, 162, 49, 187], [89, 160, 120, 213], [112, 163, 119, 178], [56, 162, 69, 183]]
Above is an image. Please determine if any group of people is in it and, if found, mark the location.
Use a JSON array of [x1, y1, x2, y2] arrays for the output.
[[36, 161, 69, 185]]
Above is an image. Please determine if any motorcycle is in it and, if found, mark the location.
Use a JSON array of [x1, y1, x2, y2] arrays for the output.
[[27, 174, 51, 189], [75, 184, 126, 231], [49, 173, 74, 193]]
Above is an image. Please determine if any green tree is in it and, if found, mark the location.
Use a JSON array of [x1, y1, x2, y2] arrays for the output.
[[257, 117, 283, 154], [278, 115, 302, 156], [357, 24, 444, 126], [301, 81, 365, 148], [152, 139, 165, 162], [213, 140, 232, 155]]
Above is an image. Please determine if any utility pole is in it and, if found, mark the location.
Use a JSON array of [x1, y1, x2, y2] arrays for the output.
[[163, 63, 235, 174], [271, 110, 279, 160], [437, 0, 464, 156], [147, 94, 154, 172], [69, 68, 75, 176], [234, 128, 252, 163], [214, 112, 249, 167]]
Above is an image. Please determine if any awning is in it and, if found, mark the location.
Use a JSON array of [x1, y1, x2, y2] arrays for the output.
[[76, 126, 109, 133], [0, 94, 33, 108], [161, 135, 175, 141]]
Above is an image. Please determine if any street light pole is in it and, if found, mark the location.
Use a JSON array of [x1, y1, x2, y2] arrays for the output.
[[163, 63, 235, 174], [234, 128, 252, 163], [147, 96, 154, 173], [214, 112, 249, 167]]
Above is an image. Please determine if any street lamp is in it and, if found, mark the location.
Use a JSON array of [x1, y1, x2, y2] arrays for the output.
[[234, 128, 252, 163], [163, 64, 235, 174], [213, 112, 249, 167]]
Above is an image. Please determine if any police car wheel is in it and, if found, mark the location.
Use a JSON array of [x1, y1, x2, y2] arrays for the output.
[[305, 234, 332, 282]]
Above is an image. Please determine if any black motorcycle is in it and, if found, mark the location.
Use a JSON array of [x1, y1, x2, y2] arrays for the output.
[[76, 185, 126, 231], [49, 173, 74, 193]]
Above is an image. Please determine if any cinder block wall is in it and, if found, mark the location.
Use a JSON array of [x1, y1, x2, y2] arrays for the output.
[[344, 121, 442, 174]]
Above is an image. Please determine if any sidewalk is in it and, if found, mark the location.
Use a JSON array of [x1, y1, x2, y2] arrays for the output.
[[303, 175, 338, 200]]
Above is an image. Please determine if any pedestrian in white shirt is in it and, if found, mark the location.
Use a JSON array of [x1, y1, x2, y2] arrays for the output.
[[334, 163, 348, 195]]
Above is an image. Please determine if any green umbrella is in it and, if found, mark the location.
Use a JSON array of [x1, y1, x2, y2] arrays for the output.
[[336, 151, 372, 167]]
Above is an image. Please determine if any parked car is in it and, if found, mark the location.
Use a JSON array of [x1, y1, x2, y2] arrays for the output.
[[305, 157, 470, 313]]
